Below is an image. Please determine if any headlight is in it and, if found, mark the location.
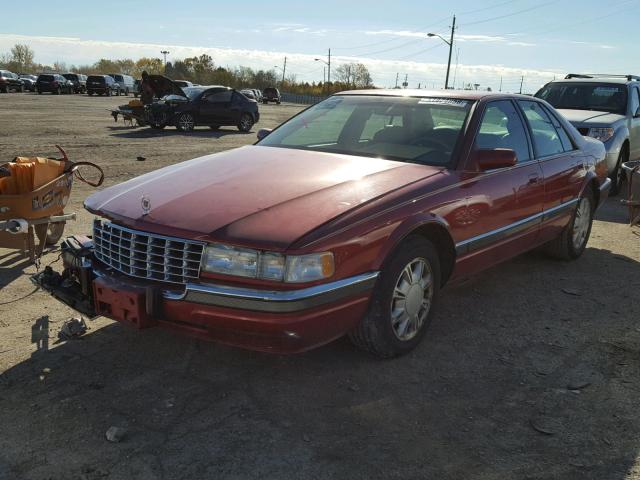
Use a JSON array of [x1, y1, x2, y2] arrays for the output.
[[588, 127, 614, 143], [285, 253, 335, 283], [201, 244, 333, 283], [202, 244, 258, 278]]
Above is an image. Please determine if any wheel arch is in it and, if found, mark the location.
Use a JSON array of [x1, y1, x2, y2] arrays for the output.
[[377, 215, 457, 287]]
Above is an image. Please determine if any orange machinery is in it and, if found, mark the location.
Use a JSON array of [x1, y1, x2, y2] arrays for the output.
[[0, 145, 103, 262]]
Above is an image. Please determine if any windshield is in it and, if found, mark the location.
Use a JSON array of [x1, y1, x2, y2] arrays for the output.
[[63, 74, 77, 80], [182, 87, 204, 99], [39, 75, 54, 81], [258, 95, 473, 166], [536, 83, 628, 115]]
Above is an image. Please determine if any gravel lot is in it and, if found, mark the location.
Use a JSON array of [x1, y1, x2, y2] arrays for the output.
[[1, 92, 639, 480]]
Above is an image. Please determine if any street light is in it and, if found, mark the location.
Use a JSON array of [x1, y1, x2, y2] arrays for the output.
[[427, 15, 456, 90], [160, 50, 170, 65]]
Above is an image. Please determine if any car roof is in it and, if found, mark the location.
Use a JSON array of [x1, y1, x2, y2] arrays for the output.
[[336, 89, 535, 101], [547, 77, 637, 85]]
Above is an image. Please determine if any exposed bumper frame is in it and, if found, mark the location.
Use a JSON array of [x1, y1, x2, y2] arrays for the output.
[[162, 271, 380, 313]]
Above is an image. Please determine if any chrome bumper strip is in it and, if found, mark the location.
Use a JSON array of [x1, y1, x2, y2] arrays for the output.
[[162, 271, 380, 313]]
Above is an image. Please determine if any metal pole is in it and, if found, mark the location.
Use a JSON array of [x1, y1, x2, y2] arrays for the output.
[[395, 72, 399, 88], [282, 57, 287, 85], [444, 15, 455, 90], [519, 75, 524, 94], [499, 76, 503, 92], [327, 48, 331, 86]]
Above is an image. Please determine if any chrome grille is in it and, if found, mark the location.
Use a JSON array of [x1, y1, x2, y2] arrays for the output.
[[93, 219, 205, 284]]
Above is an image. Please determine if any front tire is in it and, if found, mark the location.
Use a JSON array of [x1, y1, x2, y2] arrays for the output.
[[176, 113, 195, 132], [237, 113, 254, 132], [544, 191, 594, 260], [609, 145, 628, 197], [349, 236, 440, 358]]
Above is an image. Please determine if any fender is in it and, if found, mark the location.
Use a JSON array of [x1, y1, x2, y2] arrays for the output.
[[373, 212, 456, 282]]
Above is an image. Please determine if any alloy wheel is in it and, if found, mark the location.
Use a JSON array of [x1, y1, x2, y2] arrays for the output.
[[572, 197, 591, 250], [390, 258, 434, 341], [178, 114, 195, 131]]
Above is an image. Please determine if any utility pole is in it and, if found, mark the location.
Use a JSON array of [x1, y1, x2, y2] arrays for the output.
[[403, 74, 408, 88], [281, 57, 287, 85], [427, 14, 456, 90], [418, 83, 421, 89], [395, 72, 399, 88], [499, 76, 503, 92], [519, 75, 524, 94], [327, 48, 331, 85], [160, 50, 170, 65], [452, 47, 460, 90], [445, 15, 455, 89]]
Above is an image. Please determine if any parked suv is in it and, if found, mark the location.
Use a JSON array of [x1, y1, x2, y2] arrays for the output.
[[36, 74, 73, 94], [262, 87, 281, 104], [536, 74, 640, 195], [108, 73, 135, 95], [0, 70, 24, 93], [86, 75, 121, 96], [63, 73, 87, 93]]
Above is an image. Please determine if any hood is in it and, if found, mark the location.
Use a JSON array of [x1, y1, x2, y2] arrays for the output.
[[557, 109, 625, 125], [85, 146, 443, 250], [146, 74, 185, 97]]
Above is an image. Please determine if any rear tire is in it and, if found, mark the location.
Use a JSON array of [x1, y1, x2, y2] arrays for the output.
[[609, 145, 628, 197], [544, 190, 594, 260], [349, 236, 440, 358]]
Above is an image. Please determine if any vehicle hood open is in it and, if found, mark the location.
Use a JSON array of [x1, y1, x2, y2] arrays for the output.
[[557, 109, 625, 125], [147, 74, 185, 98], [84, 146, 443, 250]]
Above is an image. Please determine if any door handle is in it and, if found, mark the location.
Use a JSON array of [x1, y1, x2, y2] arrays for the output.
[[528, 174, 540, 184]]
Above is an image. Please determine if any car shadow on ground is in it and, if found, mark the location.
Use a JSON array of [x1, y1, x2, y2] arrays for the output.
[[1, 245, 639, 479], [108, 126, 252, 139], [596, 195, 632, 225]]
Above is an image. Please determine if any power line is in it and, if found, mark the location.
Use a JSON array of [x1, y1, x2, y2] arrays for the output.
[[459, 0, 558, 27], [457, 0, 524, 16], [396, 43, 444, 62], [498, 0, 638, 36]]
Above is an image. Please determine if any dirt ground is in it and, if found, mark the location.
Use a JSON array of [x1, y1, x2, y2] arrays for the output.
[[1, 92, 639, 480]]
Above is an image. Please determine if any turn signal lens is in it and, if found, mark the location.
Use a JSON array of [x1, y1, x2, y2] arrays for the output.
[[285, 252, 335, 283]]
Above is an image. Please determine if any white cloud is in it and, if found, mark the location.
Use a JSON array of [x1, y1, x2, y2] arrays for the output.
[[0, 33, 560, 92], [363, 30, 535, 46]]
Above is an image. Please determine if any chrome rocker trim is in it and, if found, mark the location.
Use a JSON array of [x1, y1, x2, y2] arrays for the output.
[[162, 271, 380, 313], [455, 198, 579, 256]]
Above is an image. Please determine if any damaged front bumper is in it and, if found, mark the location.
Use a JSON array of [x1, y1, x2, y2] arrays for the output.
[[33, 235, 377, 353]]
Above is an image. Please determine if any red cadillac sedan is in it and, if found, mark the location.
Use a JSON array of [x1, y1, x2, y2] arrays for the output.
[[39, 90, 610, 357]]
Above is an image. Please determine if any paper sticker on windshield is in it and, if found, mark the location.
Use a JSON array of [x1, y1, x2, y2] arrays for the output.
[[418, 98, 468, 107]]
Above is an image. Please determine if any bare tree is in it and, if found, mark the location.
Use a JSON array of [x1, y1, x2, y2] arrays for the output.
[[11, 44, 35, 71], [334, 63, 373, 88]]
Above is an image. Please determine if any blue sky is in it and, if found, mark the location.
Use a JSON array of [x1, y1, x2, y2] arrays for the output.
[[1, 0, 638, 92]]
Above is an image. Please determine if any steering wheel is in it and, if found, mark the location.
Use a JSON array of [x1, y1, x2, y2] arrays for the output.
[[409, 137, 450, 151]]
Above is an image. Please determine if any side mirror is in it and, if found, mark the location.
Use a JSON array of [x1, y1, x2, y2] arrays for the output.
[[471, 148, 517, 171], [257, 128, 272, 141]]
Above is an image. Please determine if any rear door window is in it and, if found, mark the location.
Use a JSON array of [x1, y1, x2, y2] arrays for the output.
[[630, 87, 640, 117], [517, 100, 565, 158]]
